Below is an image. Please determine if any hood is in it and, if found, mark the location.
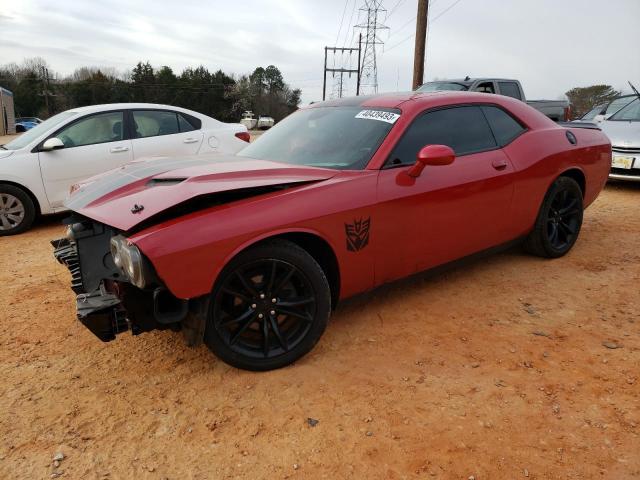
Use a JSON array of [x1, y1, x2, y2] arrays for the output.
[[65, 154, 338, 231], [0, 150, 14, 159], [600, 120, 640, 149]]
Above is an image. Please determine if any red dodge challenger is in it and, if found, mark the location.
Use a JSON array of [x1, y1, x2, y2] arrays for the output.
[[54, 92, 611, 371]]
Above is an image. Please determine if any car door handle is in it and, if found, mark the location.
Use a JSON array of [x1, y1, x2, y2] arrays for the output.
[[183, 138, 199, 144], [492, 158, 508, 170], [110, 146, 130, 153]]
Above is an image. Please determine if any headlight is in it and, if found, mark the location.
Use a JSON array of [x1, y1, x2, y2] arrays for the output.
[[110, 236, 146, 288]]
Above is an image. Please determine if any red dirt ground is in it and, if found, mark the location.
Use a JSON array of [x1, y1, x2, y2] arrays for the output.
[[0, 183, 638, 479]]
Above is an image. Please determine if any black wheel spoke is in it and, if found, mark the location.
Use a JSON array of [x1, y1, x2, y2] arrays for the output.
[[221, 287, 251, 303], [277, 296, 315, 308], [229, 314, 258, 345], [272, 266, 296, 296], [261, 317, 270, 357], [549, 223, 559, 244], [269, 314, 289, 352], [235, 270, 258, 297], [266, 261, 278, 296], [559, 221, 575, 236], [277, 307, 313, 323], [220, 307, 254, 327], [559, 199, 578, 216]]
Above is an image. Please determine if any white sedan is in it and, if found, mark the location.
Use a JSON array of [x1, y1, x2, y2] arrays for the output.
[[0, 103, 250, 235]]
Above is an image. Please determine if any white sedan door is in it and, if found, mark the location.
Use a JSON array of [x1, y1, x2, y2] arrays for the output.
[[38, 111, 132, 209], [130, 109, 204, 160]]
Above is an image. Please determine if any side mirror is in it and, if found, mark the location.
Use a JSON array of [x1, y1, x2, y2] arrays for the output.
[[41, 137, 65, 152], [407, 145, 455, 178]]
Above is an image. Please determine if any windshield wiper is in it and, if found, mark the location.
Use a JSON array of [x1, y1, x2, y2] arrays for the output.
[[630, 81, 640, 101], [0, 145, 7, 150]]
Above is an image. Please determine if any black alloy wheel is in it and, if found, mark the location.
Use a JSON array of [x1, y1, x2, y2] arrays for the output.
[[205, 240, 331, 371], [546, 188, 581, 251], [525, 176, 584, 258]]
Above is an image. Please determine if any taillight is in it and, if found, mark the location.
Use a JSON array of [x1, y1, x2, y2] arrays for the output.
[[235, 131, 251, 143]]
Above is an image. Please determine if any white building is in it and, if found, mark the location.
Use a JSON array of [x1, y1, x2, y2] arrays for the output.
[[0, 87, 16, 135]]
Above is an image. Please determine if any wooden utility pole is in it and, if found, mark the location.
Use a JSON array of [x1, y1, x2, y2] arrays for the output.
[[41, 66, 50, 114], [412, 0, 429, 90]]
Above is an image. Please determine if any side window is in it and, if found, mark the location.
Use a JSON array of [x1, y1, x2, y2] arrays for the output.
[[481, 106, 526, 146], [497, 82, 522, 100], [57, 112, 123, 148], [178, 114, 197, 133], [388, 106, 497, 166], [133, 111, 180, 138], [475, 82, 495, 94]]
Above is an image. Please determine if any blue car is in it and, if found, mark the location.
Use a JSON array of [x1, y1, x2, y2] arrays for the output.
[[15, 117, 42, 132]]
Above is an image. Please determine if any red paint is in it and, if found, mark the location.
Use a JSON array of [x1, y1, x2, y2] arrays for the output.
[[75, 92, 611, 301]]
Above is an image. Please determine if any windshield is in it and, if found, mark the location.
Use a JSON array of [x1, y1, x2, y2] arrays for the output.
[[238, 106, 400, 170], [606, 96, 635, 116], [609, 98, 640, 121], [4, 111, 77, 150], [417, 82, 469, 92], [581, 105, 604, 120]]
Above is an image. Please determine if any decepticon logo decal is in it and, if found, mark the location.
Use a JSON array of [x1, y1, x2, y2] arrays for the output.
[[345, 218, 371, 252]]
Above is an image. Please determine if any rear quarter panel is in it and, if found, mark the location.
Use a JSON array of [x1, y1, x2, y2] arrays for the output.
[[129, 171, 379, 300], [505, 126, 611, 238]]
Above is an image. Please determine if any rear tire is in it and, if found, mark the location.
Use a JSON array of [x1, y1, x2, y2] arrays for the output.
[[0, 184, 36, 236], [204, 240, 331, 371], [524, 176, 583, 258]]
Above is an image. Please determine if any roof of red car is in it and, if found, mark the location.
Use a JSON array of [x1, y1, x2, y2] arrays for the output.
[[312, 91, 523, 109], [311, 91, 554, 129]]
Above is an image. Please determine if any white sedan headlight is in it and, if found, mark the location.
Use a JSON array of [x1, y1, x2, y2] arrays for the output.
[[110, 236, 146, 288]]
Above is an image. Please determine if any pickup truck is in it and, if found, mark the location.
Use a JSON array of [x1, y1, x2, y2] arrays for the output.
[[417, 78, 571, 122]]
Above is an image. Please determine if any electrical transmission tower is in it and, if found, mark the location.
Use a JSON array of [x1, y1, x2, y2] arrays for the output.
[[355, 0, 389, 95]]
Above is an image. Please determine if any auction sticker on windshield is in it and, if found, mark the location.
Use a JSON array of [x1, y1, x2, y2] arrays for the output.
[[355, 110, 401, 124]]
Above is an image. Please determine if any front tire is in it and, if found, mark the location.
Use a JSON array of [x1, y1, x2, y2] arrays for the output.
[[524, 176, 584, 258], [0, 184, 36, 236], [204, 240, 331, 371]]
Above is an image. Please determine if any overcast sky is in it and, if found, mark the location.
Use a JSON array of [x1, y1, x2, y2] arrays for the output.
[[1, 0, 639, 105]]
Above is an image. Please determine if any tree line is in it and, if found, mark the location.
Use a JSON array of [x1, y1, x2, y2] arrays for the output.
[[0, 58, 302, 123]]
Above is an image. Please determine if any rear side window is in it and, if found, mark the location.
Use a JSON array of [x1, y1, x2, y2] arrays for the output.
[[388, 106, 497, 165], [498, 82, 522, 100], [481, 106, 526, 146], [178, 114, 196, 132]]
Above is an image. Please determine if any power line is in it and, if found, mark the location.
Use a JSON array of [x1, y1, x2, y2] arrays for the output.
[[342, 0, 359, 48], [385, 15, 415, 41], [385, 0, 407, 20], [429, 0, 463, 22], [335, 0, 351, 46], [385, 0, 464, 52]]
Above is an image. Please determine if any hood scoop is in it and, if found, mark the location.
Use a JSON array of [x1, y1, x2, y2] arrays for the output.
[[146, 177, 188, 187]]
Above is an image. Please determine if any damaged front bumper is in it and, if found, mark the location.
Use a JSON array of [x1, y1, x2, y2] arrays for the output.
[[76, 288, 129, 342], [53, 238, 128, 341], [53, 235, 206, 345]]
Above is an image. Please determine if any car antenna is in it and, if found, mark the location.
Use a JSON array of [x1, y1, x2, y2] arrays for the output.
[[629, 81, 640, 100], [465, 76, 470, 81]]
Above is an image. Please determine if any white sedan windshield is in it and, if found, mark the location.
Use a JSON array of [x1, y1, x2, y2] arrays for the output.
[[610, 98, 640, 121], [3, 111, 77, 150]]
